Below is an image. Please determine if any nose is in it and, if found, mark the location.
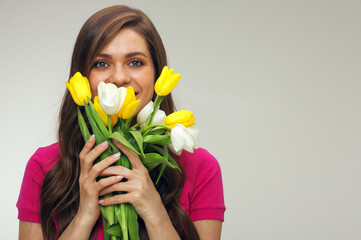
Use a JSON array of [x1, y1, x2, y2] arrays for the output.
[[109, 65, 131, 87]]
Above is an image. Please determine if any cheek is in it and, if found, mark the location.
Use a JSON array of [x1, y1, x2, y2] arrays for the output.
[[88, 72, 102, 97], [143, 77, 155, 100], [137, 74, 155, 111]]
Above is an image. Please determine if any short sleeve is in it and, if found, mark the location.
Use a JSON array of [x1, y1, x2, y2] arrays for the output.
[[17, 148, 46, 223], [188, 149, 226, 222]]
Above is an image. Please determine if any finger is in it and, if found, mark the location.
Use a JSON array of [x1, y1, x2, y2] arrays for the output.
[[88, 152, 121, 180], [79, 134, 96, 161], [99, 165, 132, 177], [99, 181, 131, 196], [96, 175, 124, 192], [99, 192, 133, 206], [81, 141, 110, 174], [112, 139, 143, 169]]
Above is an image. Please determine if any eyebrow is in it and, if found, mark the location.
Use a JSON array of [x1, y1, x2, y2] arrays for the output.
[[96, 52, 148, 59]]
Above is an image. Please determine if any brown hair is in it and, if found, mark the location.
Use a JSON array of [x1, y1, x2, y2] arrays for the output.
[[40, 5, 199, 240]]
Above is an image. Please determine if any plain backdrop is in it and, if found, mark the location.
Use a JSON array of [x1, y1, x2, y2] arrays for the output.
[[1, 0, 361, 239]]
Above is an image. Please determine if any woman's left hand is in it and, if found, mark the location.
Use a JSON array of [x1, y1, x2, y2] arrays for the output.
[[98, 139, 165, 225]]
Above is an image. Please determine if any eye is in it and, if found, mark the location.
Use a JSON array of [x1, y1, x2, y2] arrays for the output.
[[92, 61, 109, 68], [129, 60, 143, 67]]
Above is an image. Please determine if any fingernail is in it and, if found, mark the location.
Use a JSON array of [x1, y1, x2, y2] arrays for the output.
[[116, 175, 123, 179], [112, 152, 120, 159], [101, 141, 108, 147], [89, 134, 95, 142], [98, 199, 104, 204]]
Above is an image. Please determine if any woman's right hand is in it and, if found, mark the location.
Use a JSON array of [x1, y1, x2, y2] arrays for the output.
[[59, 135, 123, 240], [76, 134, 123, 227]]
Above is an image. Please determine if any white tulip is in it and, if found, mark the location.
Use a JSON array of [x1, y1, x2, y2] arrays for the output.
[[137, 101, 166, 127], [168, 124, 199, 155], [98, 82, 127, 115]]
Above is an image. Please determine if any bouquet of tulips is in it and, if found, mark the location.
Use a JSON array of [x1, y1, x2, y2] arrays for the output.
[[65, 66, 199, 240]]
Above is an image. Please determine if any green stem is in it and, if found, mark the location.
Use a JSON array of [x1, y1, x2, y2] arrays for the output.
[[143, 124, 172, 136], [108, 115, 112, 134], [144, 95, 165, 128], [124, 114, 134, 130], [120, 203, 128, 240], [78, 105, 91, 142], [130, 123, 139, 129]]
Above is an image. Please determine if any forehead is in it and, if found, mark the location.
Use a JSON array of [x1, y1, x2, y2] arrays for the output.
[[100, 28, 150, 55]]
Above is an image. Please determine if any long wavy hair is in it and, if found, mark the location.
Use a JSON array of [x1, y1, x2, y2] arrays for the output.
[[39, 5, 199, 240]]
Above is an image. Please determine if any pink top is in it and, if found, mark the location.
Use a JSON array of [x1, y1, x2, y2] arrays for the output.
[[17, 143, 225, 238]]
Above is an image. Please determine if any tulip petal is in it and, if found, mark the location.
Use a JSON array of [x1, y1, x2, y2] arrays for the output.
[[98, 82, 126, 115], [162, 73, 181, 94], [155, 66, 181, 96], [116, 87, 127, 114], [122, 99, 141, 119], [170, 126, 186, 152], [169, 124, 199, 155], [183, 118, 196, 127], [118, 86, 136, 117], [164, 110, 193, 125], [94, 96, 118, 127], [137, 101, 154, 126], [152, 109, 166, 125], [65, 72, 91, 106], [65, 81, 81, 106], [155, 66, 169, 91]]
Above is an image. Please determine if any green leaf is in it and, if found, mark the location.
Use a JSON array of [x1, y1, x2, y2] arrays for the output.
[[140, 153, 168, 165], [143, 135, 171, 145], [106, 223, 122, 237], [108, 132, 140, 155], [77, 106, 91, 142], [88, 96, 110, 138], [99, 203, 115, 226], [102, 215, 111, 239], [129, 130, 145, 158], [121, 153, 131, 169], [148, 128, 167, 135], [155, 164, 166, 185], [124, 115, 134, 129], [84, 102, 106, 145], [145, 145, 182, 173], [127, 204, 140, 240], [144, 162, 159, 171]]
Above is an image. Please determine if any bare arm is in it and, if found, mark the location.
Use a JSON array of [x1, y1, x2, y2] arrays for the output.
[[194, 220, 223, 240], [19, 221, 43, 240]]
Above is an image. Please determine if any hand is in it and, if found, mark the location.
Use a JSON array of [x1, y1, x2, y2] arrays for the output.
[[98, 139, 166, 224], [77, 135, 123, 227]]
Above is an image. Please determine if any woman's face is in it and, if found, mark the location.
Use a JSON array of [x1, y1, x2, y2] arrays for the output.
[[88, 28, 155, 113]]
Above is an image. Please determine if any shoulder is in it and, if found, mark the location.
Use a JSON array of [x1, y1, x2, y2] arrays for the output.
[[178, 148, 221, 177], [17, 143, 60, 222], [26, 142, 60, 179]]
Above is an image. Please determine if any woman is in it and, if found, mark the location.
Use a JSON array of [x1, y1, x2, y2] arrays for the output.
[[17, 5, 225, 240]]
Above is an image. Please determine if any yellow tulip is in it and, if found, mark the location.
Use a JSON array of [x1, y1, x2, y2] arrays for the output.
[[94, 96, 118, 127], [122, 99, 141, 119], [164, 110, 196, 128], [118, 87, 136, 117], [65, 72, 92, 106], [154, 66, 181, 96]]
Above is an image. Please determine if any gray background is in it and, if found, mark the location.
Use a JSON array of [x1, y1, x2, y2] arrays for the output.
[[1, 0, 360, 239]]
